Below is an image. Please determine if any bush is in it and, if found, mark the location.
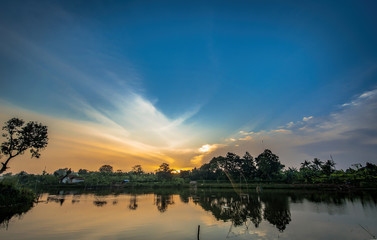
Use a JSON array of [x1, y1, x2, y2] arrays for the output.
[[0, 182, 36, 206]]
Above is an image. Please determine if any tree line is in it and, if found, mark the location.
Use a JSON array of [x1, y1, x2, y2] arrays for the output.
[[1, 117, 376, 187]]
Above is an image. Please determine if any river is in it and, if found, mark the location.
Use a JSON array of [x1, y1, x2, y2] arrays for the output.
[[1, 188, 376, 239]]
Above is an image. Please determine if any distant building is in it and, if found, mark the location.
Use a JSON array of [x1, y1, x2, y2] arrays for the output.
[[61, 174, 84, 184]]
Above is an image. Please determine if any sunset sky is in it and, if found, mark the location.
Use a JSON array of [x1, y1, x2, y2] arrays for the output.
[[1, 0, 377, 174]]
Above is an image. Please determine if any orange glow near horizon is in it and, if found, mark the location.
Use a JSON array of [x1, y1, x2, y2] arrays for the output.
[[0, 105, 209, 174]]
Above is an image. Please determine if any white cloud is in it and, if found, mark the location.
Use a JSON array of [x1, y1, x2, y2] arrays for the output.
[[239, 135, 252, 141], [239, 130, 254, 135], [199, 88, 377, 170], [286, 121, 295, 128], [272, 129, 292, 134], [359, 89, 377, 99], [302, 116, 313, 122]]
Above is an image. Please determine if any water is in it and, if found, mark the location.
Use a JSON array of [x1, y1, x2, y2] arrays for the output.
[[1, 189, 377, 240]]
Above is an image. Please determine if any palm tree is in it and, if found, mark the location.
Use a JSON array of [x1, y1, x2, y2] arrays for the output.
[[312, 158, 323, 172], [300, 160, 311, 171], [321, 160, 336, 176]]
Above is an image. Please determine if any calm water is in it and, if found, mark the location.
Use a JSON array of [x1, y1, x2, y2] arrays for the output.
[[1, 188, 377, 240]]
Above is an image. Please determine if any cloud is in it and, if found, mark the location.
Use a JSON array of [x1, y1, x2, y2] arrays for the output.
[[198, 88, 377, 169], [0, 99, 208, 173], [302, 116, 313, 122], [0, 26, 210, 173], [190, 155, 205, 165], [286, 121, 295, 128], [190, 143, 222, 165], [239, 135, 252, 141], [341, 88, 377, 108]]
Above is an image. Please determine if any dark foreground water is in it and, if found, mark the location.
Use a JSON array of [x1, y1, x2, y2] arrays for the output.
[[1, 188, 377, 240]]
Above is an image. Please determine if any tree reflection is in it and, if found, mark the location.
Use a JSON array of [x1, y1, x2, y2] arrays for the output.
[[154, 194, 174, 212], [261, 192, 291, 232], [195, 192, 263, 227], [129, 194, 138, 210], [179, 191, 190, 203], [192, 191, 291, 232], [47, 196, 65, 206], [0, 203, 33, 229], [93, 200, 107, 207]]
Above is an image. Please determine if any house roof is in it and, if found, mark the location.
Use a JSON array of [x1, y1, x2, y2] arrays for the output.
[[68, 175, 84, 180]]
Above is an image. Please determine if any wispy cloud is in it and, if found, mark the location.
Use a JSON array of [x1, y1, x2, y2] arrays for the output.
[[198, 88, 377, 169], [0, 26, 208, 173]]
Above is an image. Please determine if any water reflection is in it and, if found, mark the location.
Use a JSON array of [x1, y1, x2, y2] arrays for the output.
[[47, 196, 66, 206], [154, 194, 175, 212], [128, 194, 138, 210], [261, 192, 291, 232], [194, 191, 291, 231], [0, 203, 33, 229], [93, 200, 107, 207], [1, 188, 377, 237]]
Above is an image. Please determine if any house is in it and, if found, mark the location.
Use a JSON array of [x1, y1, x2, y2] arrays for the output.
[[61, 174, 84, 184]]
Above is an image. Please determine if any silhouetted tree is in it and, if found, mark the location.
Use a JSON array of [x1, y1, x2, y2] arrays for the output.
[[208, 153, 244, 180], [299, 160, 316, 183], [178, 170, 190, 179], [284, 167, 299, 183], [132, 164, 144, 175], [240, 152, 257, 179], [156, 163, 173, 180], [365, 162, 377, 174], [321, 159, 336, 176], [99, 164, 113, 173], [0, 117, 48, 174], [54, 168, 69, 177], [78, 169, 88, 174], [300, 160, 311, 170], [312, 158, 323, 171], [255, 149, 284, 180]]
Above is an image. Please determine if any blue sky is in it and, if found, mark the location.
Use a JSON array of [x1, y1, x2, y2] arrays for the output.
[[1, 0, 377, 173]]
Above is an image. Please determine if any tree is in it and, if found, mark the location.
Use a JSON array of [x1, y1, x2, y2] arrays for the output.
[[54, 168, 69, 177], [299, 160, 317, 183], [255, 149, 284, 180], [210, 153, 243, 180], [312, 158, 323, 172], [78, 169, 88, 174], [240, 152, 256, 179], [156, 163, 173, 180], [321, 159, 335, 176], [203, 152, 256, 181], [299, 158, 323, 183], [284, 167, 299, 183], [99, 164, 113, 173], [300, 160, 311, 171], [0, 117, 48, 174], [132, 164, 144, 175]]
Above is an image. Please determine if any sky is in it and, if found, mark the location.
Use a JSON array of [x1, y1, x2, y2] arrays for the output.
[[1, 0, 377, 174]]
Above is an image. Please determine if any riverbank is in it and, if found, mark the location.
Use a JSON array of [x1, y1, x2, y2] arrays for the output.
[[32, 181, 377, 192]]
